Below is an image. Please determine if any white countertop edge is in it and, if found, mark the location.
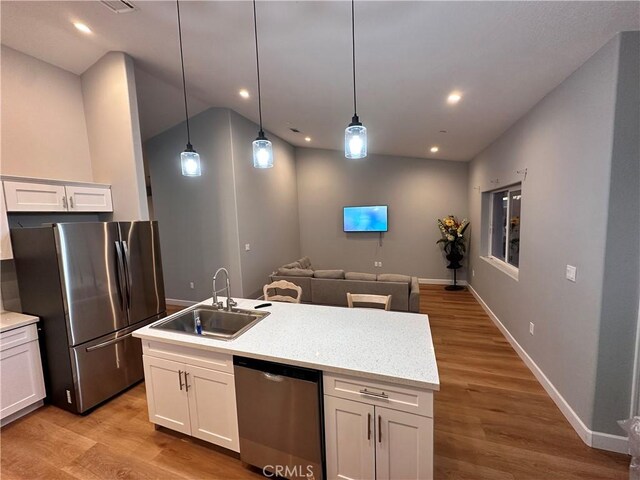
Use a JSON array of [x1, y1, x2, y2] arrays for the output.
[[0, 311, 39, 333], [134, 299, 440, 391]]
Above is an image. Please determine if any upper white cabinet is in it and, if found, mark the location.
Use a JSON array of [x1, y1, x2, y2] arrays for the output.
[[0, 183, 12, 260], [3, 178, 113, 213], [65, 185, 112, 212]]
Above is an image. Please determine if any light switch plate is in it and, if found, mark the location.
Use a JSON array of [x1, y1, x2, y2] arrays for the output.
[[529, 322, 535, 335], [189, 281, 195, 289], [245, 244, 251, 251], [566, 265, 577, 282]]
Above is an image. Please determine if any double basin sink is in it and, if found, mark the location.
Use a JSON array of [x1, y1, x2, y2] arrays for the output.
[[152, 304, 269, 340]]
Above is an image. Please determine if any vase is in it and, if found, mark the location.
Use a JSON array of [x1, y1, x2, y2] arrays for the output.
[[446, 251, 463, 270]]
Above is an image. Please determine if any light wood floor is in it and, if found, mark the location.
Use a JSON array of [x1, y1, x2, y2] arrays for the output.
[[1, 286, 630, 479]]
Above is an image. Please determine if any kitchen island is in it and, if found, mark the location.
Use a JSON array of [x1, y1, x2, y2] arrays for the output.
[[133, 298, 439, 480]]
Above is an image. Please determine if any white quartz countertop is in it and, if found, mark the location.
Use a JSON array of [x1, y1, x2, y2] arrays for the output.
[[0, 311, 39, 333], [133, 298, 439, 390]]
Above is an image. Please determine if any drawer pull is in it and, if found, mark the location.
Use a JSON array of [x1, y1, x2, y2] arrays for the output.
[[359, 388, 389, 399]]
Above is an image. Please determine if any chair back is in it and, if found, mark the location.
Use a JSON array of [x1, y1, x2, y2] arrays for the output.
[[263, 280, 303, 304], [346, 293, 392, 311]]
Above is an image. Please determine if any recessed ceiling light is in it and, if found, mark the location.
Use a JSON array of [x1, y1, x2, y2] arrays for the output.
[[430, 146, 439, 153], [304, 137, 311, 142], [73, 22, 92, 34], [239, 89, 250, 99], [447, 92, 462, 104]]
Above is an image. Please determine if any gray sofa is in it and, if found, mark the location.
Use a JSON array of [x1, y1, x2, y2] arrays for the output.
[[269, 257, 420, 313]]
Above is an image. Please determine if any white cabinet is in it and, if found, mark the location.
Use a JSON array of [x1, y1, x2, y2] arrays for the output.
[[65, 185, 112, 212], [3, 179, 113, 213], [0, 323, 46, 423], [0, 183, 12, 259], [142, 342, 239, 452], [324, 373, 434, 480], [4, 181, 66, 212]]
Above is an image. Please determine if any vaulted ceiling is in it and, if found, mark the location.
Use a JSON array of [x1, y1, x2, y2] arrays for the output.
[[2, 1, 638, 160]]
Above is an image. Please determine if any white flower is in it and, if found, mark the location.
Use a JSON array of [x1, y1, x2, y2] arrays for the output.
[[447, 235, 454, 241]]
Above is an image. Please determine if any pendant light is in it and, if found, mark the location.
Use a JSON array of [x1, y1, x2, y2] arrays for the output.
[[345, 0, 367, 159], [176, 0, 201, 177], [251, 0, 273, 169]]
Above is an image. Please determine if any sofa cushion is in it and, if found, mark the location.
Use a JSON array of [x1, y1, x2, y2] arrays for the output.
[[345, 272, 377, 281], [277, 267, 314, 277], [297, 256, 312, 269], [377, 273, 412, 284], [281, 261, 301, 269], [311, 278, 409, 311], [314, 269, 345, 279]]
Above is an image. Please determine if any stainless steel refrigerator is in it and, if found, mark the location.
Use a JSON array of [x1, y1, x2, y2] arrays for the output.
[[11, 221, 166, 414]]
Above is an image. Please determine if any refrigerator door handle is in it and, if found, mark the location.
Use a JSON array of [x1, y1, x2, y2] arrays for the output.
[[121, 240, 133, 307], [85, 332, 133, 352], [114, 241, 128, 311]]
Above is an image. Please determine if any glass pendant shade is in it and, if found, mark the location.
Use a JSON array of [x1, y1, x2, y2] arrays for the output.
[[181, 146, 201, 176], [345, 118, 367, 159], [253, 135, 273, 169]]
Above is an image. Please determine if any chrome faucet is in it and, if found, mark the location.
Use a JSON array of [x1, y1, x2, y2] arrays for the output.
[[212, 267, 237, 311]]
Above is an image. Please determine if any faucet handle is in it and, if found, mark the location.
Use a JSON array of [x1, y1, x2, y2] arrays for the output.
[[228, 298, 238, 309]]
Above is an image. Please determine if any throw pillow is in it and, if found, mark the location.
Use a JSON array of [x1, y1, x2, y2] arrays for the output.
[[281, 261, 301, 269], [297, 256, 312, 269], [377, 273, 411, 284], [277, 267, 314, 277]]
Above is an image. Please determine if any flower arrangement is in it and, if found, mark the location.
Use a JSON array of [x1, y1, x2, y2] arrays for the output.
[[436, 215, 470, 256]]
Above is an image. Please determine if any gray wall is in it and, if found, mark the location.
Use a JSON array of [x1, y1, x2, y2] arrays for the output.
[[296, 148, 469, 279], [145, 108, 242, 301], [144, 107, 300, 301], [229, 111, 301, 299], [468, 33, 639, 436], [593, 31, 640, 433]]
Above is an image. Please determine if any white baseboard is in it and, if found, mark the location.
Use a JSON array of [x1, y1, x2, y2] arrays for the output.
[[419, 278, 468, 286], [468, 285, 629, 455], [165, 298, 198, 307]]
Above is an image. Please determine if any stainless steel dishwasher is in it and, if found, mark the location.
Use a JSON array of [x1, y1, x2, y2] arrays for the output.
[[233, 356, 324, 480]]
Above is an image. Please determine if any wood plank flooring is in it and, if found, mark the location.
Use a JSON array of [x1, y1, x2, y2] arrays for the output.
[[1, 287, 630, 479]]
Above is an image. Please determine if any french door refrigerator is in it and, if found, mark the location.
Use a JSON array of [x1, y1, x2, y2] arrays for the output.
[[12, 221, 166, 413]]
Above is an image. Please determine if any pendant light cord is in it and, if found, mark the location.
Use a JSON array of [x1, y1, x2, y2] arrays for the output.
[[176, 0, 191, 146], [253, 0, 264, 134], [351, 0, 357, 116]]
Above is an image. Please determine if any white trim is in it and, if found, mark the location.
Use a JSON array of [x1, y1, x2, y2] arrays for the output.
[[165, 298, 198, 307], [480, 255, 519, 281], [468, 284, 629, 454], [419, 278, 468, 286]]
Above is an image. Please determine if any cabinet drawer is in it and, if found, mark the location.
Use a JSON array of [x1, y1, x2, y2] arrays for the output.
[[142, 340, 233, 374], [324, 373, 433, 418], [0, 324, 38, 352]]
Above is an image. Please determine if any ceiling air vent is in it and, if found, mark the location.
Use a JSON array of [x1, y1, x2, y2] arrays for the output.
[[100, 0, 137, 14]]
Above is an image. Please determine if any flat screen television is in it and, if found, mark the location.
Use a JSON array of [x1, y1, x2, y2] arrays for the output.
[[343, 205, 388, 232]]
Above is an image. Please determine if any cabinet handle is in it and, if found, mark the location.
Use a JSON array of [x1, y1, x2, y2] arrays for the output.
[[69, 197, 74, 209], [359, 388, 389, 399], [367, 413, 371, 440], [184, 372, 190, 392], [62, 196, 68, 209], [178, 370, 184, 391], [378, 415, 382, 443]]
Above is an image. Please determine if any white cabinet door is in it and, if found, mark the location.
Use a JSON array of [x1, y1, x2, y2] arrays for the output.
[[0, 183, 12, 260], [3, 181, 67, 212], [0, 340, 45, 419], [65, 185, 113, 212], [375, 406, 433, 480], [186, 364, 240, 452], [325, 395, 375, 480], [142, 355, 191, 435]]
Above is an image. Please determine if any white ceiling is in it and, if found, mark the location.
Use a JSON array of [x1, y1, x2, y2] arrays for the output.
[[1, 1, 638, 161]]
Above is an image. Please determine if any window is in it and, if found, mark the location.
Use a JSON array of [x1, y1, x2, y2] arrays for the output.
[[489, 184, 522, 269]]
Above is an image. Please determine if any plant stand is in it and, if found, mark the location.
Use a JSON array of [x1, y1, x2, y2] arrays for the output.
[[445, 267, 465, 291]]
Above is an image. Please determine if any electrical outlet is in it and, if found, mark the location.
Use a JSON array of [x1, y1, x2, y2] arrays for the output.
[[245, 243, 251, 252], [566, 265, 577, 282], [472, 269, 475, 277], [379, 261, 383, 268], [189, 281, 195, 289], [529, 322, 535, 335]]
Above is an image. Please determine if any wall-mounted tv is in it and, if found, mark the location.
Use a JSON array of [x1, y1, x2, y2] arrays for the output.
[[343, 205, 388, 232]]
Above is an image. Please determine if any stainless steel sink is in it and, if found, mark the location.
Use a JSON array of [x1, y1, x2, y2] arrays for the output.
[[151, 305, 269, 340]]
